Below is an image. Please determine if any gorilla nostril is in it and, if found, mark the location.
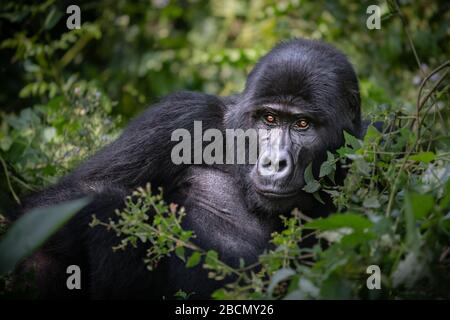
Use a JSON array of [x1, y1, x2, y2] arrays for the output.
[[262, 162, 271, 169], [278, 159, 287, 171], [260, 156, 271, 168]]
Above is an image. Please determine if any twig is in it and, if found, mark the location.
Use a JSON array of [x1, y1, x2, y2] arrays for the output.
[[392, 0, 423, 74], [0, 154, 21, 204], [413, 61, 450, 137]]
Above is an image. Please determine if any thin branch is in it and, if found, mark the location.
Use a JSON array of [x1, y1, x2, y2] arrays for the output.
[[0, 154, 21, 204], [413, 61, 450, 140]]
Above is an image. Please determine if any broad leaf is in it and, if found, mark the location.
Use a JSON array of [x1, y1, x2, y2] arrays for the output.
[[186, 251, 202, 268], [0, 197, 90, 274], [410, 152, 436, 163], [303, 213, 373, 232]]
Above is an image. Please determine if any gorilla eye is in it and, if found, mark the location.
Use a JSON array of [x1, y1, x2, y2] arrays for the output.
[[295, 119, 310, 130], [263, 113, 278, 125]]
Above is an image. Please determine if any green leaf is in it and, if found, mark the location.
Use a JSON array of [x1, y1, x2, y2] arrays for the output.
[[0, 198, 90, 275], [340, 231, 375, 246], [409, 152, 436, 163], [175, 246, 185, 262], [0, 136, 12, 151], [337, 146, 355, 157], [319, 162, 332, 178], [43, 8, 63, 30], [440, 214, 450, 235], [303, 163, 315, 184], [343, 131, 362, 150], [363, 125, 382, 143], [174, 289, 189, 300], [439, 179, 450, 209], [205, 250, 219, 268], [303, 181, 321, 193], [404, 191, 420, 249], [355, 158, 371, 176], [410, 193, 434, 219], [303, 213, 373, 232], [186, 251, 202, 268], [313, 192, 325, 204], [320, 275, 354, 299], [319, 152, 336, 178], [211, 288, 230, 300], [303, 163, 320, 193]]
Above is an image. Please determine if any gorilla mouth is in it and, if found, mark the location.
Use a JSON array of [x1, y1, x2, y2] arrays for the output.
[[255, 187, 300, 199]]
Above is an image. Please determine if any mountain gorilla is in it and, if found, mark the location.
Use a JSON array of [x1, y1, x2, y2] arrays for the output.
[[20, 39, 362, 299]]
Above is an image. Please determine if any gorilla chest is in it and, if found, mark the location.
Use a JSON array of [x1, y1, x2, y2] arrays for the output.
[[173, 167, 279, 263]]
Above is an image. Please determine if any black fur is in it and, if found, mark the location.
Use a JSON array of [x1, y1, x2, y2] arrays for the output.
[[19, 39, 362, 299]]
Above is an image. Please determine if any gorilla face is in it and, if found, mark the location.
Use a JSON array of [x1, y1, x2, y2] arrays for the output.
[[247, 103, 327, 212], [225, 39, 362, 215]]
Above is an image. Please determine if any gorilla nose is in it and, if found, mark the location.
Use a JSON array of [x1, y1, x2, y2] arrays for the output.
[[257, 150, 293, 179]]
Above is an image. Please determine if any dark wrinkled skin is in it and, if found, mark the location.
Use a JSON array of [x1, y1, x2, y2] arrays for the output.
[[17, 39, 363, 299]]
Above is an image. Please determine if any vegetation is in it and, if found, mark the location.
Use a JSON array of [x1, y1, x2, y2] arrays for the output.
[[0, 0, 448, 299]]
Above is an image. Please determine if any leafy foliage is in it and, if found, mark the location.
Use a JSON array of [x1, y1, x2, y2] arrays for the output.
[[90, 185, 195, 271]]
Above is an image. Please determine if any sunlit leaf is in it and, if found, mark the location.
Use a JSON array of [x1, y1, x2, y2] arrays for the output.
[[304, 213, 373, 232], [186, 251, 202, 268], [410, 152, 436, 163]]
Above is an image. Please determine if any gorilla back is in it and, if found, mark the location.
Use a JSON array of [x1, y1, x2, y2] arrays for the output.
[[19, 39, 363, 299]]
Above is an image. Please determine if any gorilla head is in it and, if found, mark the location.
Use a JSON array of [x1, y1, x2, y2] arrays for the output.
[[225, 39, 362, 214]]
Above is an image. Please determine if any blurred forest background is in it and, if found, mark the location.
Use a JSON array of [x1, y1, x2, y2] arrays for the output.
[[0, 0, 449, 299]]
